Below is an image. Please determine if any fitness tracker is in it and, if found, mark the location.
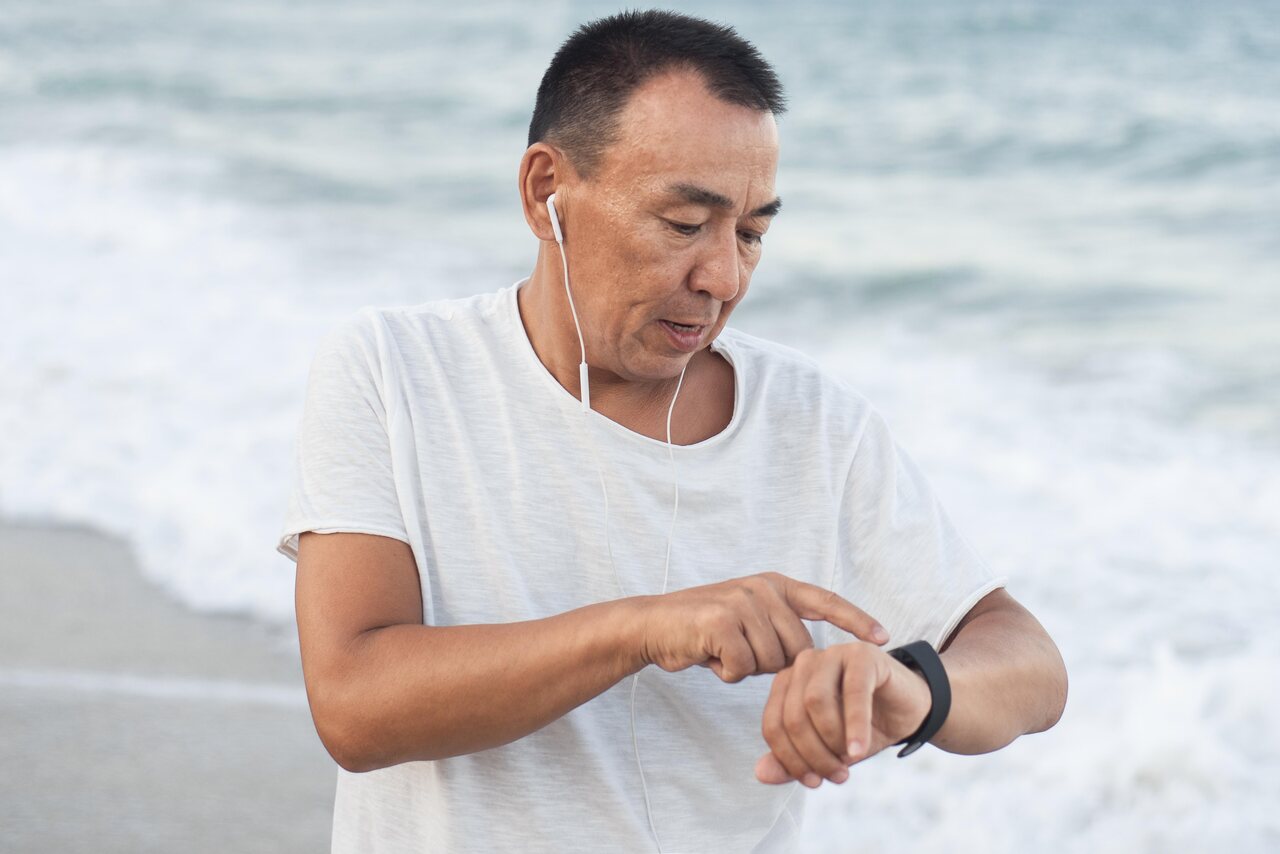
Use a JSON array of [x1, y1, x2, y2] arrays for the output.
[[886, 640, 951, 758]]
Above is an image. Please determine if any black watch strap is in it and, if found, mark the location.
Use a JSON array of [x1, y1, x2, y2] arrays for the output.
[[886, 640, 951, 758]]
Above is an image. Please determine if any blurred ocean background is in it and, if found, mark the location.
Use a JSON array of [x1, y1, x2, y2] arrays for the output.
[[2, 1, 1277, 851]]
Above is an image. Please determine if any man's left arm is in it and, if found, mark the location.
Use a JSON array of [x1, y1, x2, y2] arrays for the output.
[[755, 587, 1067, 786], [929, 586, 1067, 753]]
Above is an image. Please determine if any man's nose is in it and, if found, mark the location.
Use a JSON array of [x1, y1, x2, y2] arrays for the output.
[[689, 227, 742, 303]]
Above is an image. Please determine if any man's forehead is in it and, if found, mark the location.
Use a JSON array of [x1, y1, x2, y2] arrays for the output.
[[593, 71, 780, 214]]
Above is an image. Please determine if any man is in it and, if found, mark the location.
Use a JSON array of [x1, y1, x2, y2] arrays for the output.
[[277, 10, 1067, 853]]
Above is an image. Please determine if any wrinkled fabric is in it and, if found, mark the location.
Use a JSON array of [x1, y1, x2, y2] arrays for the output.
[[277, 278, 1005, 853]]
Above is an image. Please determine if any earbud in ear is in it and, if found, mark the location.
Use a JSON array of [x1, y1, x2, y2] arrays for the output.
[[546, 193, 564, 244]]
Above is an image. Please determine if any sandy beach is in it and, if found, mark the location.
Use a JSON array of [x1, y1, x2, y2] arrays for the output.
[[0, 518, 335, 853]]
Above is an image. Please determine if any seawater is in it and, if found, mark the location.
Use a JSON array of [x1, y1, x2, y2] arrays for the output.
[[1, 2, 1277, 851]]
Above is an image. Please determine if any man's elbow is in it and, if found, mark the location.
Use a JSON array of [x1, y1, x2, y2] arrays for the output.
[[308, 683, 383, 774], [1001, 597, 1069, 735], [321, 726, 378, 774], [1029, 634, 1069, 734]]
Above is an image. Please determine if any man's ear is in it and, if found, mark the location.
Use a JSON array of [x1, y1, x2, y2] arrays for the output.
[[518, 142, 570, 243]]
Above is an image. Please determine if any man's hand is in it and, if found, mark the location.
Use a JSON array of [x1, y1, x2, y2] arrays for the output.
[[638, 573, 890, 683], [754, 641, 932, 788]]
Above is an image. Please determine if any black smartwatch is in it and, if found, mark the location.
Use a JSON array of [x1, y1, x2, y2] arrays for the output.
[[886, 640, 951, 757]]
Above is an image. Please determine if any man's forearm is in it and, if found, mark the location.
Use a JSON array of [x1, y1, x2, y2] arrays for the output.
[[930, 605, 1068, 755], [324, 597, 650, 773]]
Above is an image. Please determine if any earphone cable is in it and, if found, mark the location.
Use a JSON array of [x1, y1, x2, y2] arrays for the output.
[[551, 197, 766, 852], [573, 364, 685, 854]]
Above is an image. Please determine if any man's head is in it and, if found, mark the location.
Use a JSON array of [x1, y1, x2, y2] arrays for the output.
[[519, 10, 785, 391], [528, 10, 786, 181]]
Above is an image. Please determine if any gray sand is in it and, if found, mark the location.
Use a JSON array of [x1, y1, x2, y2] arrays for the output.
[[0, 519, 336, 853]]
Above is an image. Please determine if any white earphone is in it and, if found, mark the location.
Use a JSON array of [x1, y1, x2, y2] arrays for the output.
[[546, 193, 591, 412], [546, 191, 565, 243]]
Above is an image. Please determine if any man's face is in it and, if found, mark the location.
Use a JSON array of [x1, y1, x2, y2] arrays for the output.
[[559, 68, 780, 384]]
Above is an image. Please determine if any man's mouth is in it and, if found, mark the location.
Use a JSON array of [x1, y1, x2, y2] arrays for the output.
[[658, 319, 710, 352]]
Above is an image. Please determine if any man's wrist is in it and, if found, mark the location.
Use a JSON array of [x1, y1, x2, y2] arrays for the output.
[[904, 662, 932, 735], [886, 640, 951, 757], [612, 596, 654, 675]]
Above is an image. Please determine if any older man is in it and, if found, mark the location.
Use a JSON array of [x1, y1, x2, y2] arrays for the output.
[[279, 10, 1066, 854]]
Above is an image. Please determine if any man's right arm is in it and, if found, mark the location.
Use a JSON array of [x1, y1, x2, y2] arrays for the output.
[[295, 530, 889, 774], [295, 530, 650, 773]]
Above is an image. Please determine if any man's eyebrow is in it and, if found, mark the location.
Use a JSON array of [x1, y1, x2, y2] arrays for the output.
[[752, 196, 783, 218], [666, 182, 782, 218]]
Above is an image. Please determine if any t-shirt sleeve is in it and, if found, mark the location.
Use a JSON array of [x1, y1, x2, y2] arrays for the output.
[[275, 309, 410, 563], [826, 407, 1007, 651]]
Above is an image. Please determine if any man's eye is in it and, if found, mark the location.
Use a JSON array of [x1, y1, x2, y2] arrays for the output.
[[669, 221, 702, 236], [738, 231, 763, 246]]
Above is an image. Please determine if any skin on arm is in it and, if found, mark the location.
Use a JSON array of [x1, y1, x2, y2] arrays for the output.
[[295, 530, 651, 773], [296, 533, 891, 774], [929, 586, 1068, 752], [755, 587, 1068, 786]]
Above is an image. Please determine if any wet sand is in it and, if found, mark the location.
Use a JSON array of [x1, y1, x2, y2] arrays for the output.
[[0, 519, 336, 853]]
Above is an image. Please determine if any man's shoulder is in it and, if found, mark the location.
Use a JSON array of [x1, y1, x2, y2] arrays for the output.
[[325, 287, 511, 355], [364, 287, 506, 330], [720, 325, 821, 368], [719, 326, 870, 406], [717, 325, 880, 446]]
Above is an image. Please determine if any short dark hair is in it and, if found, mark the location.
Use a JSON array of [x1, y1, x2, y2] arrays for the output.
[[528, 9, 786, 179]]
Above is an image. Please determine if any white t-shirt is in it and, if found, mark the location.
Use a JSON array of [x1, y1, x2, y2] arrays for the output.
[[277, 277, 1006, 854]]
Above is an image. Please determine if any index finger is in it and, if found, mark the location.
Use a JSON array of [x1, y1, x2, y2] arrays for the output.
[[779, 578, 890, 645]]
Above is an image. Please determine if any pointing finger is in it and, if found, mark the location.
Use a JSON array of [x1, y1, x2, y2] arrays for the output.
[[779, 577, 890, 645]]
